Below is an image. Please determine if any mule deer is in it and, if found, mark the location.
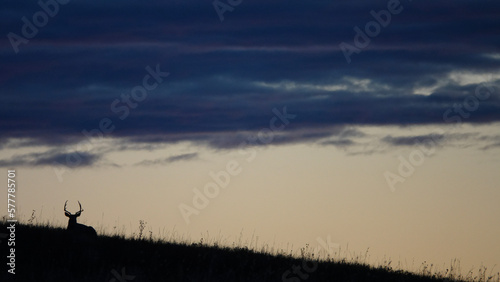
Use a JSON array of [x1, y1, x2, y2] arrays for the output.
[[64, 201, 97, 242]]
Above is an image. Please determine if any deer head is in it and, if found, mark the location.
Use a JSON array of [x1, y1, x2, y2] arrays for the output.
[[64, 200, 83, 229]]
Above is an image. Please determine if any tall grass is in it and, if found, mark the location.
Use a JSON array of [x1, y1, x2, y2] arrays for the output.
[[1, 213, 498, 282]]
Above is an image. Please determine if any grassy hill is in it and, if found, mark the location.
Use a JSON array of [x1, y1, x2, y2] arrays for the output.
[[0, 222, 492, 282]]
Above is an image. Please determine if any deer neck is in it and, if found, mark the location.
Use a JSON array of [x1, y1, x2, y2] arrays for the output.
[[68, 217, 78, 229]]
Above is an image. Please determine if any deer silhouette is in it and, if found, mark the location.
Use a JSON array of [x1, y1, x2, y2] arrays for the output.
[[64, 200, 97, 243]]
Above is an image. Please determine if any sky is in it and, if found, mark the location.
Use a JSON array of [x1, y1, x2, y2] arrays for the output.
[[1, 0, 500, 276]]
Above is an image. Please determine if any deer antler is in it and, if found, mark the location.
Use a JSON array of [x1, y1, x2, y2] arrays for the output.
[[64, 200, 84, 216], [78, 201, 84, 213]]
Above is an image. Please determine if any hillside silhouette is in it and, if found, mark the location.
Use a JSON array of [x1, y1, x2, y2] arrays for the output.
[[0, 222, 474, 281]]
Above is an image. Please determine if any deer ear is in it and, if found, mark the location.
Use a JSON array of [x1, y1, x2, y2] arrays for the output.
[[75, 211, 81, 217], [65, 212, 71, 217]]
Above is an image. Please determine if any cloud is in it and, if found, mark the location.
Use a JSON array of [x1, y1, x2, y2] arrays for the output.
[[321, 139, 355, 147], [134, 153, 198, 166], [381, 132, 500, 152], [165, 153, 198, 163], [0, 150, 101, 168], [477, 135, 500, 150], [382, 134, 445, 147], [1, 0, 500, 167]]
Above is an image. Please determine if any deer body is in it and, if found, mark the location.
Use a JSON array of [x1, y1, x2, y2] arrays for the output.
[[66, 216, 97, 236], [64, 201, 97, 243]]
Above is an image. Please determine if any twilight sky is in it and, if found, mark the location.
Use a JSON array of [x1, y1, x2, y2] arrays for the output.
[[1, 0, 499, 276]]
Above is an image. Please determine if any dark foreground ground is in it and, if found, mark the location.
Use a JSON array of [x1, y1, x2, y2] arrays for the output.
[[0, 223, 460, 282]]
